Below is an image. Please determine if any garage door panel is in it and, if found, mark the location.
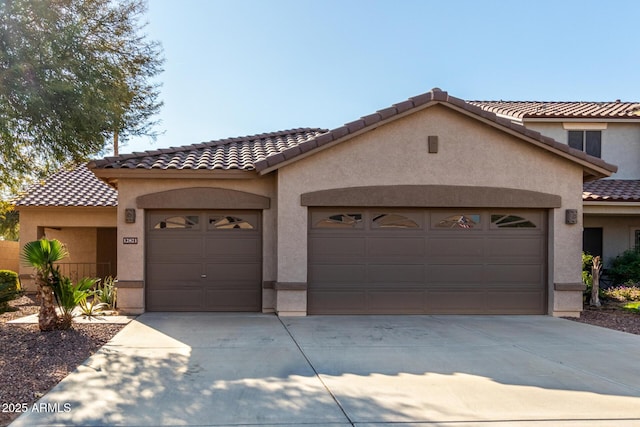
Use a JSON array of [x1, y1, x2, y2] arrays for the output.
[[308, 208, 547, 315], [204, 262, 261, 281], [487, 291, 545, 314], [146, 237, 202, 257], [204, 237, 260, 257], [309, 264, 366, 283], [308, 290, 366, 314], [428, 264, 484, 283], [367, 237, 425, 257], [427, 237, 484, 257], [368, 264, 425, 282], [204, 290, 260, 311], [147, 289, 204, 311], [427, 290, 488, 314], [486, 264, 543, 284], [147, 262, 202, 281], [309, 237, 366, 258], [368, 291, 425, 312], [486, 237, 544, 258]]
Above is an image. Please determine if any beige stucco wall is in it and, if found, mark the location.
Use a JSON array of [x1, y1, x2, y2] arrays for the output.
[[17, 207, 116, 290], [526, 122, 640, 180], [276, 104, 585, 315], [114, 175, 277, 313], [0, 240, 19, 272]]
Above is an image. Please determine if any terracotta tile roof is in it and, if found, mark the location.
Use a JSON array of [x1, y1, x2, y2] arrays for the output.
[[583, 180, 640, 202], [89, 128, 326, 170], [14, 164, 118, 207], [251, 88, 617, 177], [89, 89, 616, 180], [468, 101, 640, 120]]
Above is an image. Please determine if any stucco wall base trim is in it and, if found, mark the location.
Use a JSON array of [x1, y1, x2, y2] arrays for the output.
[[274, 282, 308, 290], [116, 280, 144, 289], [554, 282, 586, 291], [137, 187, 270, 209], [301, 185, 561, 208]]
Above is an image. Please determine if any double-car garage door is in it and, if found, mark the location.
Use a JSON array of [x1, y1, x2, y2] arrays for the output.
[[146, 210, 262, 311], [308, 208, 547, 314]]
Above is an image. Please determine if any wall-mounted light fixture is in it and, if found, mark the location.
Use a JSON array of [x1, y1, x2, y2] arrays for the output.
[[125, 208, 136, 224], [565, 209, 578, 224]]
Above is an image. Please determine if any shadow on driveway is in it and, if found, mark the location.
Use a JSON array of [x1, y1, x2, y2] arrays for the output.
[[10, 313, 640, 426]]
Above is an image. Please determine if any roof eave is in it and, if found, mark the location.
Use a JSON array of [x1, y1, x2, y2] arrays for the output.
[[90, 168, 260, 186]]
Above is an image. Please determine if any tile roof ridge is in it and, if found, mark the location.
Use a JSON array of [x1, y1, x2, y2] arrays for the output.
[[254, 87, 617, 177], [470, 100, 640, 104]]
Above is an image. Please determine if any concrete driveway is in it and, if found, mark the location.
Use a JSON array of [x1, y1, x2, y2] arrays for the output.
[[11, 313, 640, 426]]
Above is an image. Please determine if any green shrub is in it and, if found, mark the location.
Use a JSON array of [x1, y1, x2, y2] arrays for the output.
[[622, 301, 640, 313], [0, 269, 22, 312], [607, 249, 640, 286], [54, 276, 99, 329], [602, 284, 640, 302]]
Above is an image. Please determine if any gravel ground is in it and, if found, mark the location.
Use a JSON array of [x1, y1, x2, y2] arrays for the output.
[[0, 295, 638, 427], [565, 303, 640, 335], [0, 295, 125, 427]]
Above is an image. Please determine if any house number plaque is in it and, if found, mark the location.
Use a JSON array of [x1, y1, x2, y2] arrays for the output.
[[123, 237, 138, 245]]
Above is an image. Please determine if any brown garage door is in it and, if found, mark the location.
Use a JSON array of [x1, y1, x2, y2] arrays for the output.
[[146, 210, 261, 311], [308, 208, 546, 314]]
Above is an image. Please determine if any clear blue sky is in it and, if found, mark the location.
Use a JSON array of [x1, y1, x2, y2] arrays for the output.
[[125, 0, 640, 154]]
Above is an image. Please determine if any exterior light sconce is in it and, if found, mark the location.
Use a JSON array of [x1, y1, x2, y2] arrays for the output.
[[125, 208, 136, 224], [565, 209, 578, 225]]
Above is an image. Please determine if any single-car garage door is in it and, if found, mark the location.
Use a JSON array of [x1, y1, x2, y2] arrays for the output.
[[146, 210, 262, 311], [308, 208, 546, 314]]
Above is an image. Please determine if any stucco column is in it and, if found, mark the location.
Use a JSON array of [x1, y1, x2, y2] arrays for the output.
[[275, 171, 308, 316], [552, 198, 585, 317]]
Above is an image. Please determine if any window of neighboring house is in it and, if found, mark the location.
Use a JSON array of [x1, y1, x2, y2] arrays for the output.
[[568, 130, 601, 158]]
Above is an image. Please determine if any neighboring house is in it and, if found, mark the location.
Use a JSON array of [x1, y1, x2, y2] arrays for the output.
[[469, 101, 640, 265], [14, 88, 616, 317], [14, 165, 118, 289]]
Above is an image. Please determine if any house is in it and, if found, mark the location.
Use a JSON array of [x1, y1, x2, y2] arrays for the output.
[[469, 101, 640, 265], [14, 166, 118, 285], [15, 88, 616, 316]]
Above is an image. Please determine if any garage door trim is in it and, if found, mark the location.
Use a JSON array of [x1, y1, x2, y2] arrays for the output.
[[301, 185, 561, 208]]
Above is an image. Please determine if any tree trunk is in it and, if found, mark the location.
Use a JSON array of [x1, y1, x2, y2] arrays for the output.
[[590, 256, 602, 307], [114, 129, 119, 157], [36, 272, 58, 331]]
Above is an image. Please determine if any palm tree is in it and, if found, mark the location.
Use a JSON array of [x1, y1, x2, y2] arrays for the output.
[[20, 239, 69, 331]]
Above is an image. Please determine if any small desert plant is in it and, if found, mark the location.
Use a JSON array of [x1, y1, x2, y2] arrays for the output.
[[78, 297, 108, 317], [0, 270, 22, 313], [96, 276, 117, 309], [602, 284, 640, 302], [53, 276, 99, 329]]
